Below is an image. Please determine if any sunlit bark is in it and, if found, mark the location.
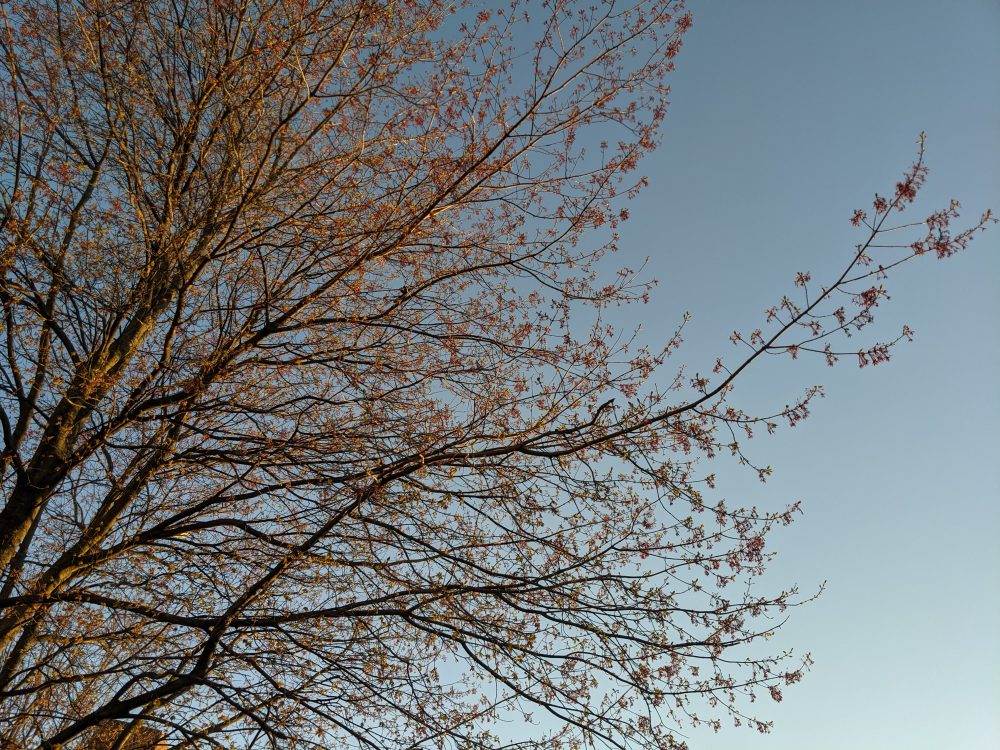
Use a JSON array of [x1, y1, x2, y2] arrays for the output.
[[0, 1, 990, 748]]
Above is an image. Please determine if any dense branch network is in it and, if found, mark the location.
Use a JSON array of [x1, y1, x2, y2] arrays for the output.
[[0, 1, 990, 749]]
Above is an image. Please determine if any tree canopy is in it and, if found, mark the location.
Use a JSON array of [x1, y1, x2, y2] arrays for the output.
[[0, 1, 990, 748]]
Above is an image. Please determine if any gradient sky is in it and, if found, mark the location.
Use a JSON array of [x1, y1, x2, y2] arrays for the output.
[[611, 1, 999, 748]]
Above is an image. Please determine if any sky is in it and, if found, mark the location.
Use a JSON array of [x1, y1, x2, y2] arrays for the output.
[[612, 1, 999, 748]]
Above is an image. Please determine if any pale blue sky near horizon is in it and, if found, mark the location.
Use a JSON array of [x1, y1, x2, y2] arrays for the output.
[[609, 1, 998, 748]]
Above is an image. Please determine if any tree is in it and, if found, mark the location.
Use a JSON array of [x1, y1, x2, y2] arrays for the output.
[[0, 0, 991, 748], [82, 722, 166, 750]]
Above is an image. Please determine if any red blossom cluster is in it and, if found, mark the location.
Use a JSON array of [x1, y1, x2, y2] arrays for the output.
[[720, 136, 991, 393]]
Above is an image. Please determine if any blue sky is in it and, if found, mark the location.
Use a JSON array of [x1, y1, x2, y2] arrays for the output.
[[615, 1, 998, 747]]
